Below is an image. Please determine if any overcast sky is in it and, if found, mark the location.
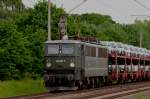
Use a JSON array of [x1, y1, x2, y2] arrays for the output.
[[23, 0, 150, 24]]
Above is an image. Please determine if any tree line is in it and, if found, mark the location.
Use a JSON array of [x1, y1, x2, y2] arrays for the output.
[[0, 0, 150, 80]]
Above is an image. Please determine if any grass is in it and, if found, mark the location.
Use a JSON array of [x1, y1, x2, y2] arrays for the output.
[[0, 79, 46, 98], [135, 92, 150, 99]]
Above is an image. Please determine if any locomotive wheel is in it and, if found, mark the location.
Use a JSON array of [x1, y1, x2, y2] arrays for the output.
[[77, 80, 83, 90], [85, 78, 90, 89], [93, 78, 97, 88], [95, 78, 100, 88], [88, 78, 94, 88], [96, 78, 103, 88]]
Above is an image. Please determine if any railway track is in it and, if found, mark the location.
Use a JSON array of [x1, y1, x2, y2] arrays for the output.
[[3, 81, 150, 99], [91, 86, 150, 99]]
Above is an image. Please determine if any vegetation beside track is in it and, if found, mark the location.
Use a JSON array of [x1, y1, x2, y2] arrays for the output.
[[0, 79, 46, 98], [1, 0, 150, 81]]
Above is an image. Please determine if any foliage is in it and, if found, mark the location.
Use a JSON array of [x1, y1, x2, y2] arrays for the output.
[[0, 0, 25, 19], [0, 0, 150, 80], [0, 19, 32, 80]]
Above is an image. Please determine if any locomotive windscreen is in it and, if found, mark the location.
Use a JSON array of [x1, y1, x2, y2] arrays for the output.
[[62, 45, 74, 54], [47, 44, 74, 55], [48, 44, 59, 54]]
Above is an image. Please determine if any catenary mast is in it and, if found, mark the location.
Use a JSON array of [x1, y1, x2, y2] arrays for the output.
[[48, 0, 51, 41]]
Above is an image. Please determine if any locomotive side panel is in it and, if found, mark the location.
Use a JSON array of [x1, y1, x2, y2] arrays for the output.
[[84, 57, 108, 77], [84, 43, 108, 77]]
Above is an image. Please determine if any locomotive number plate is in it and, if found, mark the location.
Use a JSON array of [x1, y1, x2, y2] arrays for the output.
[[56, 60, 66, 63]]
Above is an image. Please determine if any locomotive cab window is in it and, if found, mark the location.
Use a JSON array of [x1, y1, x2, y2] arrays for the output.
[[48, 44, 59, 54], [62, 44, 74, 54], [47, 44, 75, 55]]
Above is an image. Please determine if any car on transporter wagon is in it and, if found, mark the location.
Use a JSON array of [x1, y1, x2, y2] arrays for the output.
[[44, 38, 150, 91]]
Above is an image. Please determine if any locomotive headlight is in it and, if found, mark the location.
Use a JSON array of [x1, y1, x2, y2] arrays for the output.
[[46, 62, 51, 68], [70, 62, 75, 68]]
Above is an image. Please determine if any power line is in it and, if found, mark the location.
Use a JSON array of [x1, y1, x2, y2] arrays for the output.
[[133, 0, 150, 12], [130, 14, 150, 18], [68, 0, 87, 13], [100, 1, 126, 18]]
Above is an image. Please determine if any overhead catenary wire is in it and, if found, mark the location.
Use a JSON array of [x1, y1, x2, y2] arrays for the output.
[[68, 0, 87, 13], [133, 0, 150, 12], [91, 0, 126, 18], [130, 14, 150, 18], [100, 1, 126, 17]]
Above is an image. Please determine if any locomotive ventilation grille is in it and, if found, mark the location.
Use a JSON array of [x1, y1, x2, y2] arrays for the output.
[[47, 69, 75, 74]]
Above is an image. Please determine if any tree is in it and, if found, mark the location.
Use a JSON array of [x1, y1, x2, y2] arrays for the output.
[[0, 0, 24, 11], [0, 0, 25, 19], [14, 1, 65, 75], [0, 19, 32, 80], [1, 0, 150, 80]]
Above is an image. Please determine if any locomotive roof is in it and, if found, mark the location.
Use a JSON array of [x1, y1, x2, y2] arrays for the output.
[[45, 40, 107, 48], [45, 40, 150, 54], [45, 40, 82, 44]]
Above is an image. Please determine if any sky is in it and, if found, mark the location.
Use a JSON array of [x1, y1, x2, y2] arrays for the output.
[[23, 0, 150, 24]]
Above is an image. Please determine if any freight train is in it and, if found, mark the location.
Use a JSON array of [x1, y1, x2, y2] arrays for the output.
[[44, 38, 150, 91]]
